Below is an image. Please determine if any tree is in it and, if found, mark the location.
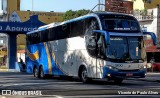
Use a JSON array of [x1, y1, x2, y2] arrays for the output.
[[143, 0, 152, 3], [132, 0, 152, 3], [63, 9, 90, 21]]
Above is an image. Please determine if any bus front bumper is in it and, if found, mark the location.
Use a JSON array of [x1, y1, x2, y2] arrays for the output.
[[103, 67, 146, 79]]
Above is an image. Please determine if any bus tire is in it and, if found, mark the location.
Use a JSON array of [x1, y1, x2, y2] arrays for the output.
[[33, 67, 39, 78], [39, 66, 46, 79], [114, 78, 123, 84], [80, 67, 91, 83]]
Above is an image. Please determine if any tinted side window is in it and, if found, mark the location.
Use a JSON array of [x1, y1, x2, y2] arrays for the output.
[[32, 33, 40, 44], [40, 29, 49, 42], [70, 19, 85, 37], [55, 23, 70, 40], [84, 17, 100, 32], [27, 33, 40, 45], [48, 28, 55, 41], [85, 17, 100, 58], [61, 23, 71, 39], [26, 34, 32, 45], [48, 23, 70, 41]]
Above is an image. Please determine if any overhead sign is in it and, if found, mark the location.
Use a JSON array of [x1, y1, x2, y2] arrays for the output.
[[105, 0, 133, 14], [29, 11, 63, 17], [0, 15, 45, 33], [0, 25, 37, 32]]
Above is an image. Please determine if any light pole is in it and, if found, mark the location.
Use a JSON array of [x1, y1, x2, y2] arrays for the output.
[[32, 0, 34, 11], [98, 0, 105, 11], [89, 4, 105, 13], [98, 0, 100, 11]]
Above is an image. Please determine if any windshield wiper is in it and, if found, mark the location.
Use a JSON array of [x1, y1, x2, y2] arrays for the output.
[[120, 52, 132, 61], [112, 49, 117, 58]]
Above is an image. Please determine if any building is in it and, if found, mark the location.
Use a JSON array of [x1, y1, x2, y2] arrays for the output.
[[133, 0, 160, 10], [131, 0, 160, 64], [7, 0, 63, 23], [0, 0, 8, 68]]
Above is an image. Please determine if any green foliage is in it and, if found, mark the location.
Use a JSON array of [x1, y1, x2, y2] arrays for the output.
[[143, 0, 152, 3], [63, 9, 90, 21]]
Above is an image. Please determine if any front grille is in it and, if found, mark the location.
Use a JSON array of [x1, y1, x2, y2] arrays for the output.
[[119, 69, 140, 72]]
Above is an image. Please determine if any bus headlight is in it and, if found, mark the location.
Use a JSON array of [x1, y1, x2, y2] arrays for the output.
[[109, 66, 112, 69], [108, 65, 118, 71], [140, 65, 146, 70]]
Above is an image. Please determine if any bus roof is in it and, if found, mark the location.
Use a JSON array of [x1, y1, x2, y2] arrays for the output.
[[27, 12, 134, 35], [94, 11, 132, 16]]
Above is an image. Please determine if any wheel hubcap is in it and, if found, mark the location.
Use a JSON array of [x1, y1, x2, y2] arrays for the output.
[[82, 70, 87, 81], [40, 68, 44, 78], [34, 68, 38, 77]]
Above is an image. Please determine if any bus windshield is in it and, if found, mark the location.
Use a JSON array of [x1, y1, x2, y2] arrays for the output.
[[107, 37, 145, 62], [103, 19, 139, 31], [99, 14, 140, 32]]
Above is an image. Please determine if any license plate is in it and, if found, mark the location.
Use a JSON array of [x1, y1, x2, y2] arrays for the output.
[[126, 73, 133, 76]]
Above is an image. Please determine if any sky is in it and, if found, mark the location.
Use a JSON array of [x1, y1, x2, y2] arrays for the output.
[[20, 0, 104, 12]]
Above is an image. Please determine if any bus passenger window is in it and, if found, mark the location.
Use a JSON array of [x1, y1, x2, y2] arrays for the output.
[[41, 30, 49, 42], [33, 33, 40, 44], [85, 17, 100, 58], [70, 20, 84, 37], [48, 28, 56, 41], [27, 35, 32, 45]]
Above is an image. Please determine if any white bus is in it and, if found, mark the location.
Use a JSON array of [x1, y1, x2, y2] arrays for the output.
[[26, 12, 156, 83]]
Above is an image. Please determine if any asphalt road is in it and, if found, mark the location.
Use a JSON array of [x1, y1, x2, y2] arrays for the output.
[[0, 72, 160, 98]]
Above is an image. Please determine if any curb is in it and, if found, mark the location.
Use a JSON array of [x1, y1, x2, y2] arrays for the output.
[[135, 79, 160, 82], [0, 69, 20, 72], [128, 78, 160, 82], [146, 72, 160, 75]]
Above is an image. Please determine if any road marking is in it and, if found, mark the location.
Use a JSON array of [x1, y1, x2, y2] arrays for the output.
[[1, 82, 50, 87]]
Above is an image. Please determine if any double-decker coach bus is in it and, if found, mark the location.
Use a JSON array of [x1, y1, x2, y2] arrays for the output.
[[26, 12, 156, 83]]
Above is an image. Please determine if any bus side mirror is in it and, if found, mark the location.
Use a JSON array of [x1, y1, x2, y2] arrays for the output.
[[93, 30, 110, 45], [143, 32, 156, 45]]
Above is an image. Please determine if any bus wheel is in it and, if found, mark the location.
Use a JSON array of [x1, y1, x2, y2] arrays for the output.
[[114, 78, 123, 84], [33, 67, 39, 78], [80, 67, 91, 83], [39, 66, 45, 79]]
